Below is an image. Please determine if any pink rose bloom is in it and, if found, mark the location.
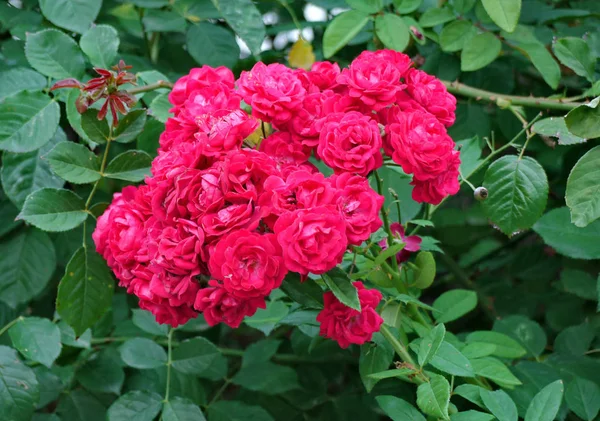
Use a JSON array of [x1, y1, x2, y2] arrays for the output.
[[194, 281, 266, 328], [259, 132, 312, 165], [201, 201, 261, 242], [308, 61, 341, 90], [411, 151, 460, 205], [317, 281, 384, 348], [195, 109, 258, 156], [405, 69, 456, 127], [140, 296, 198, 327], [220, 149, 280, 202], [274, 206, 348, 275], [209, 230, 286, 299], [361, 49, 412, 75], [331, 173, 384, 245], [283, 92, 326, 149], [317, 112, 383, 176], [378, 222, 422, 263], [169, 66, 235, 111], [237, 62, 307, 125]]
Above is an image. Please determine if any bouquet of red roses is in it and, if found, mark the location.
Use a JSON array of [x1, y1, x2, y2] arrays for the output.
[[92, 49, 459, 349]]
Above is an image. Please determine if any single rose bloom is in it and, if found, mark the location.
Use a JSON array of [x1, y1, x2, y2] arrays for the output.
[[169, 65, 235, 111], [411, 151, 460, 205], [274, 206, 348, 275], [308, 61, 341, 90], [194, 281, 266, 328], [405, 68, 456, 127], [317, 112, 383, 176], [209, 230, 287, 299], [201, 201, 262, 242], [194, 109, 258, 156], [317, 281, 384, 348], [259, 132, 311, 165]]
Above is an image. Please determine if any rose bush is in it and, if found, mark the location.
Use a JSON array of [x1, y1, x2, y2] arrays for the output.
[[1, 1, 600, 421]]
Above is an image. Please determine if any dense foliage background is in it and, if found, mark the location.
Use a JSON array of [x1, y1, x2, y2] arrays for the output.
[[1, 0, 600, 420]]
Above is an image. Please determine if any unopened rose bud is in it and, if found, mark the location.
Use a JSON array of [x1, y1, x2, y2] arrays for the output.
[[474, 187, 488, 201]]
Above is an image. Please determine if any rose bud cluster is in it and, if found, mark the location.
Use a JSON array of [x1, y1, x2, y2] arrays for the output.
[[93, 49, 459, 349]]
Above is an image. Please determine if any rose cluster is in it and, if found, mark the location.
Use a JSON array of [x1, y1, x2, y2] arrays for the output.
[[93, 50, 458, 349]]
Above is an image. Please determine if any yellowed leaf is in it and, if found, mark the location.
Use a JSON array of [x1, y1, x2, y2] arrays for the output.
[[288, 39, 316, 70]]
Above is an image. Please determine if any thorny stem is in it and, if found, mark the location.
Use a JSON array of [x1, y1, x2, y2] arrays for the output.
[[374, 170, 400, 274], [380, 325, 428, 384]]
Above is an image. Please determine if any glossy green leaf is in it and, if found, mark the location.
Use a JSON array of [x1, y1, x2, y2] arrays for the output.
[[132, 309, 169, 336], [416, 373, 450, 420], [394, 0, 422, 14], [244, 300, 289, 335], [481, 0, 521, 32], [0, 67, 46, 100], [186, 23, 239, 68], [533, 207, 600, 259], [453, 384, 486, 409], [143, 10, 187, 33], [565, 96, 600, 139], [553, 37, 596, 82], [480, 389, 518, 421], [532, 117, 586, 146], [461, 32, 502, 72], [418, 323, 445, 367], [34, 366, 64, 409], [470, 357, 522, 387], [104, 150, 152, 182], [130, 0, 169, 7], [322, 267, 361, 311], [25, 29, 85, 79], [39, 0, 101, 34], [232, 361, 300, 394], [113, 110, 147, 143], [554, 323, 594, 356], [0, 228, 56, 308], [19, 188, 87, 232], [466, 331, 526, 359], [359, 339, 394, 392], [172, 337, 221, 375], [77, 352, 125, 395], [0, 346, 39, 421], [565, 377, 600, 421], [56, 246, 114, 336], [440, 20, 475, 52], [493, 315, 547, 357], [430, 341, 474, 377], [524, 380, 564, 421], [460, 343, 497, 359], [376, 396, 426, 421], [482, 155, 548, 236], [566, 145, 600, 227], [213, 0, 265, 56], [433, 289, 477, 323], [162, 397, 207, 421], [81, 109, 110, 145], [450, 412, 494, 421], [57, 321, 91, 348], [207, 401, 274, 421], [280, 273, 323, 308], [346, 0, 382, 13], [323, 10, 370, 58], [375, 14, 410, 52], [9, 317, 61, 367], [56, 389, 106, 421], [0, 91, 60, 153], [413, 251, 436, 289], [47, 141, 101, 184], [107, 391, 162, 421], [120, 338, 167, 369], [419, 7, 455, 27], [80, 25, 120, 68]]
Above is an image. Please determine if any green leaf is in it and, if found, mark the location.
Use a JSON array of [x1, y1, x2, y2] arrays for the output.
[[523, 43, 561, 90], [413, 251, 436, 289], [367, 368, 415, 380], [25, 29, 85, 79], [394, 0, 422, 14], [56, 246, 114, 336], [418, 323, 446, 367], [466, 331, 527, 359], [461, 343, 497, 359], [9, 317, 61, 367], [433, 289, 477, 323], [554, 323, 594, 356], [143, 10, 187, 33], [47, 141, 101, 184], [566, 145, 600, 227], [359, 339, 394, 392], [113, 110, 147, 143], [132, 309, 169, 336], [0, 228, 56, 308], [107, 391, 162, 421], [565, 96, 600, 139], [186, 23, 239, 68], [80, 25, 120, 68], [244, 300, 289, 335], [39, 0, 101, 34], [241, 339, 281, 367], [346, 0, 382, 13], [148, 93, 172, 123], [137, 119, 163, 156], [34, 366, 64, 409], [524, 380, 564, 421], [280, 273, 323, 308], [323, 10, 370, 58], [163, 397, 207, 421], [480, 389, 518, 421], [558, 269, 597, 300], [453, 384, 486, 409], [440, 20, 476, 52], [0, 346, 39, 421], [532, 117, 586, 146], [375, 14, 410, 52], [104, 150, 152, 182], [19, 188, 87, 232], [212, 0, 265, 56], [430, 342, 474, 377], [208, 401, 274, 421], [482, 155, 548, 236], [77, 351, 125, 395], [0, 67, 46, 100], [56, 389, 106, 421], [1, 133, 65, 207], [480, 0, 521, 32], [553, 37, 596, 82], [565, 377, 600, 421], [322, 267, 361, 311], [493, 315, 546, 358], [451, 412, 495, 421], [0, 91, 60, 153], [172, 337, 221, 376], [416, 373, 450, 420], [461, 32, 502, 72], [232, 362, 300, 394], [0, 198, 20, 239], [58, 321, 91, 348], [130, 0, 169, 7], [120, 338, 167, 369], [419, 7, 455, 27], [470, 357, 522, 387], [81, 109, 110, 145], [376, 396, 426, 421], [533, 207, 600, 259]]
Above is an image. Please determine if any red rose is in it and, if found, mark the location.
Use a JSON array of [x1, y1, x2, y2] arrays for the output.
[[405, 69, 457, 127], [274, 206, 348, 275], [317, 112, 383, 176], [308, 61, 341, 90], [220, 149, 280, 202], [194, 281, 266, 328], [259, 132, 311, 165], [169, 65, 235, 111], [317, 281, 384, 348], [283, 92, 326, 150], [411, 151, 460, 205], [331, 173, 384, 245], [201, 201, 261, 242], [209, 230, 287, 299], [194, 109, 258, 156]]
